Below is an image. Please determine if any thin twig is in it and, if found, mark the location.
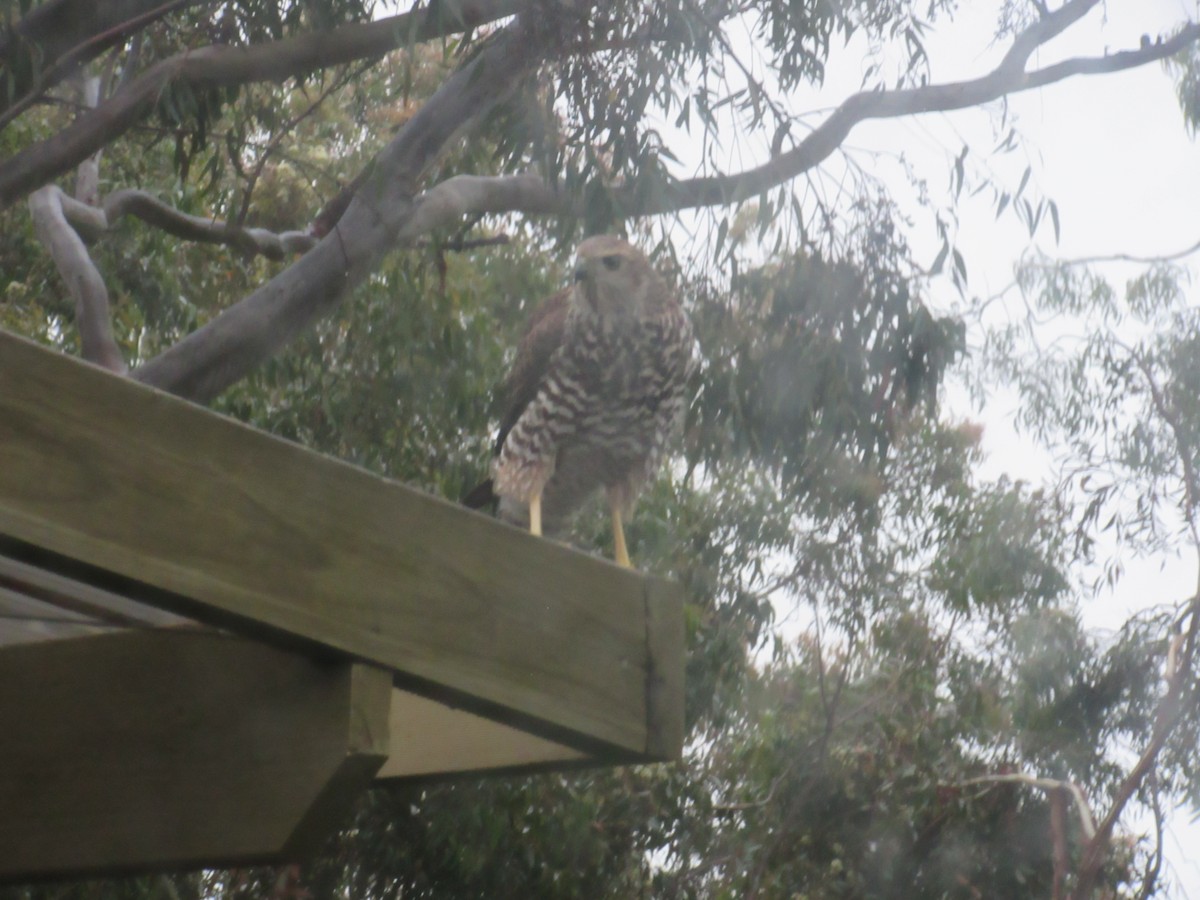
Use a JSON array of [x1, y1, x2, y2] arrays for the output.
[[234, 59, 375, 227]]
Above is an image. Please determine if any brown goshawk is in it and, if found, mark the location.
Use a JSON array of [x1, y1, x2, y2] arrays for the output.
[[465, 235, 694, 567]]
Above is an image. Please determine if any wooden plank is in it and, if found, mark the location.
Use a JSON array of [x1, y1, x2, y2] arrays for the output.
[[642, 576, 685, 760], [377, 688, 587, 780], [0, 629, 391, 880], [0, 550, 190, 645], [0, 329, 663, 755]]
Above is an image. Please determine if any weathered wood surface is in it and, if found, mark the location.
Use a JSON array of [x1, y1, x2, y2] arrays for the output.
[[643, 576, 685, 760], [378, 688, 587, 779], [0, 629, 391, 880], [0, 329, 683, 758], [0, 551, 189, 646]]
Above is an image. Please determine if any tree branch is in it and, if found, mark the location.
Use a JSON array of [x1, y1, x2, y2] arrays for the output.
[[619, 16, 1200, 214], [29, 0, 1198, 403], [958, 772, 1097, 839], [1069, 353, 1200, 896], [29, 185, 126, 373], [0, 0, 526, 209], [1135, 771, 1165, 900], [103, 189, 317, 257], [0, 0, 208, 119], [998, 0, 1100, 75], [131, 22, 546, 402]]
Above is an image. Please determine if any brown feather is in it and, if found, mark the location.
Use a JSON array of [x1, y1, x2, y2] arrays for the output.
[[462, 288, 569, 509], [468, 236, 694, 543], [492, 287, 570, 456]]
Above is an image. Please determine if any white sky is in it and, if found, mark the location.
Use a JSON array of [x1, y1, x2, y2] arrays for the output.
[[795, 1, 1200, 894], [656, 0, 1200, 893]]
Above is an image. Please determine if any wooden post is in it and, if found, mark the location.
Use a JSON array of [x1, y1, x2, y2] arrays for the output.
[[0, 629, 391, 880]]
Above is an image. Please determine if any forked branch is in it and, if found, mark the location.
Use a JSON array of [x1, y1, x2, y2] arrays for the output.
[[0, 0, 525, 208], [131, 22, 547, 402]]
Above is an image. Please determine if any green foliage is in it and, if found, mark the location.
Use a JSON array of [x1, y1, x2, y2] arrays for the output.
[[691, 201, 965, 497], [1172, 42, 1200, 134], [5, 1, 1199, 897]]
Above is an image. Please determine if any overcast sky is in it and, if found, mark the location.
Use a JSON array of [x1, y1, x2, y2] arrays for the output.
[[673, 0, 1200, 893], [829, 2, 1200, 893]]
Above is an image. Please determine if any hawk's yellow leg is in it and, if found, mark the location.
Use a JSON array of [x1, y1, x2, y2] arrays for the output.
[[610, 501, 632, 568], [529, 491, 542, 537]]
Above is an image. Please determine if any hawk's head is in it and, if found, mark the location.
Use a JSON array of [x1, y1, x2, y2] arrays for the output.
[[572, 235, 665, 320]]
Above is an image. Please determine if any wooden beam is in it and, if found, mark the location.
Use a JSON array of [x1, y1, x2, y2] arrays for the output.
[[377, 689, 587, 780], [643, 577, 685, 761], [0, 629, 391, 881], [0, 329, 683, 759]]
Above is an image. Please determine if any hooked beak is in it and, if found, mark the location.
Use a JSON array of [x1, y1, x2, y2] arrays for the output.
[[574, 261, 598, 311]]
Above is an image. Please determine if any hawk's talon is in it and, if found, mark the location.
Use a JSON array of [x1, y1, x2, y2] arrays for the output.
[[482, 236, 693, 567], [611, 502, 632, 568], [529, 491, 542, 537]]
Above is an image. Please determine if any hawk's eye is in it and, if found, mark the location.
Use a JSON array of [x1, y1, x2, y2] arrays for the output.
[[601, 255, 623, 271]]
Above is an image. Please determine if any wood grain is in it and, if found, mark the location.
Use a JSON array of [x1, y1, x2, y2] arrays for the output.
[[0, 330, 682, 756], [0, 629, 390, 879], [643, 576, 685, 760], [377, 688, 587, 779]]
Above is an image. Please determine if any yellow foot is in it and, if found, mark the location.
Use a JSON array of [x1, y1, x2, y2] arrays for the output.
[[529, 492, 542, 537], [611, 503, 632, 568]]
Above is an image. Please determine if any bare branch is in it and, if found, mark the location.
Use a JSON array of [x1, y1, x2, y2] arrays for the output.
[[29, 186, 126, 373], [959, 772, 1097, 839], [103, 189, 316, 257], [42, 180, 316, 258], [131, 22, 546, 403], [1059, 236, 1200, 267], [73, 73, 103, 207], [55, 190, 109, 239], [621, 17, 1200, 214], [998, 0, 1100, 74], [0, 0, 526, 209]]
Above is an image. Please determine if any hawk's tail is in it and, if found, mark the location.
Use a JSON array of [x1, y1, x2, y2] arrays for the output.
[[461, 478, 497, 511]]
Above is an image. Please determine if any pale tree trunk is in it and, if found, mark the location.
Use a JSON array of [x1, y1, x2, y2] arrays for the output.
[[30, 68, 125, 373]]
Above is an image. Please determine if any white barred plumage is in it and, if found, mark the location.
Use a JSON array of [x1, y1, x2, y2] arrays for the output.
[[473, 235, 694, 568]]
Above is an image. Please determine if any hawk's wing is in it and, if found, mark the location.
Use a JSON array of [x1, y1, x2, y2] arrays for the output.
[[462, 287, 569, 509], [492, 287, 570, 456]]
